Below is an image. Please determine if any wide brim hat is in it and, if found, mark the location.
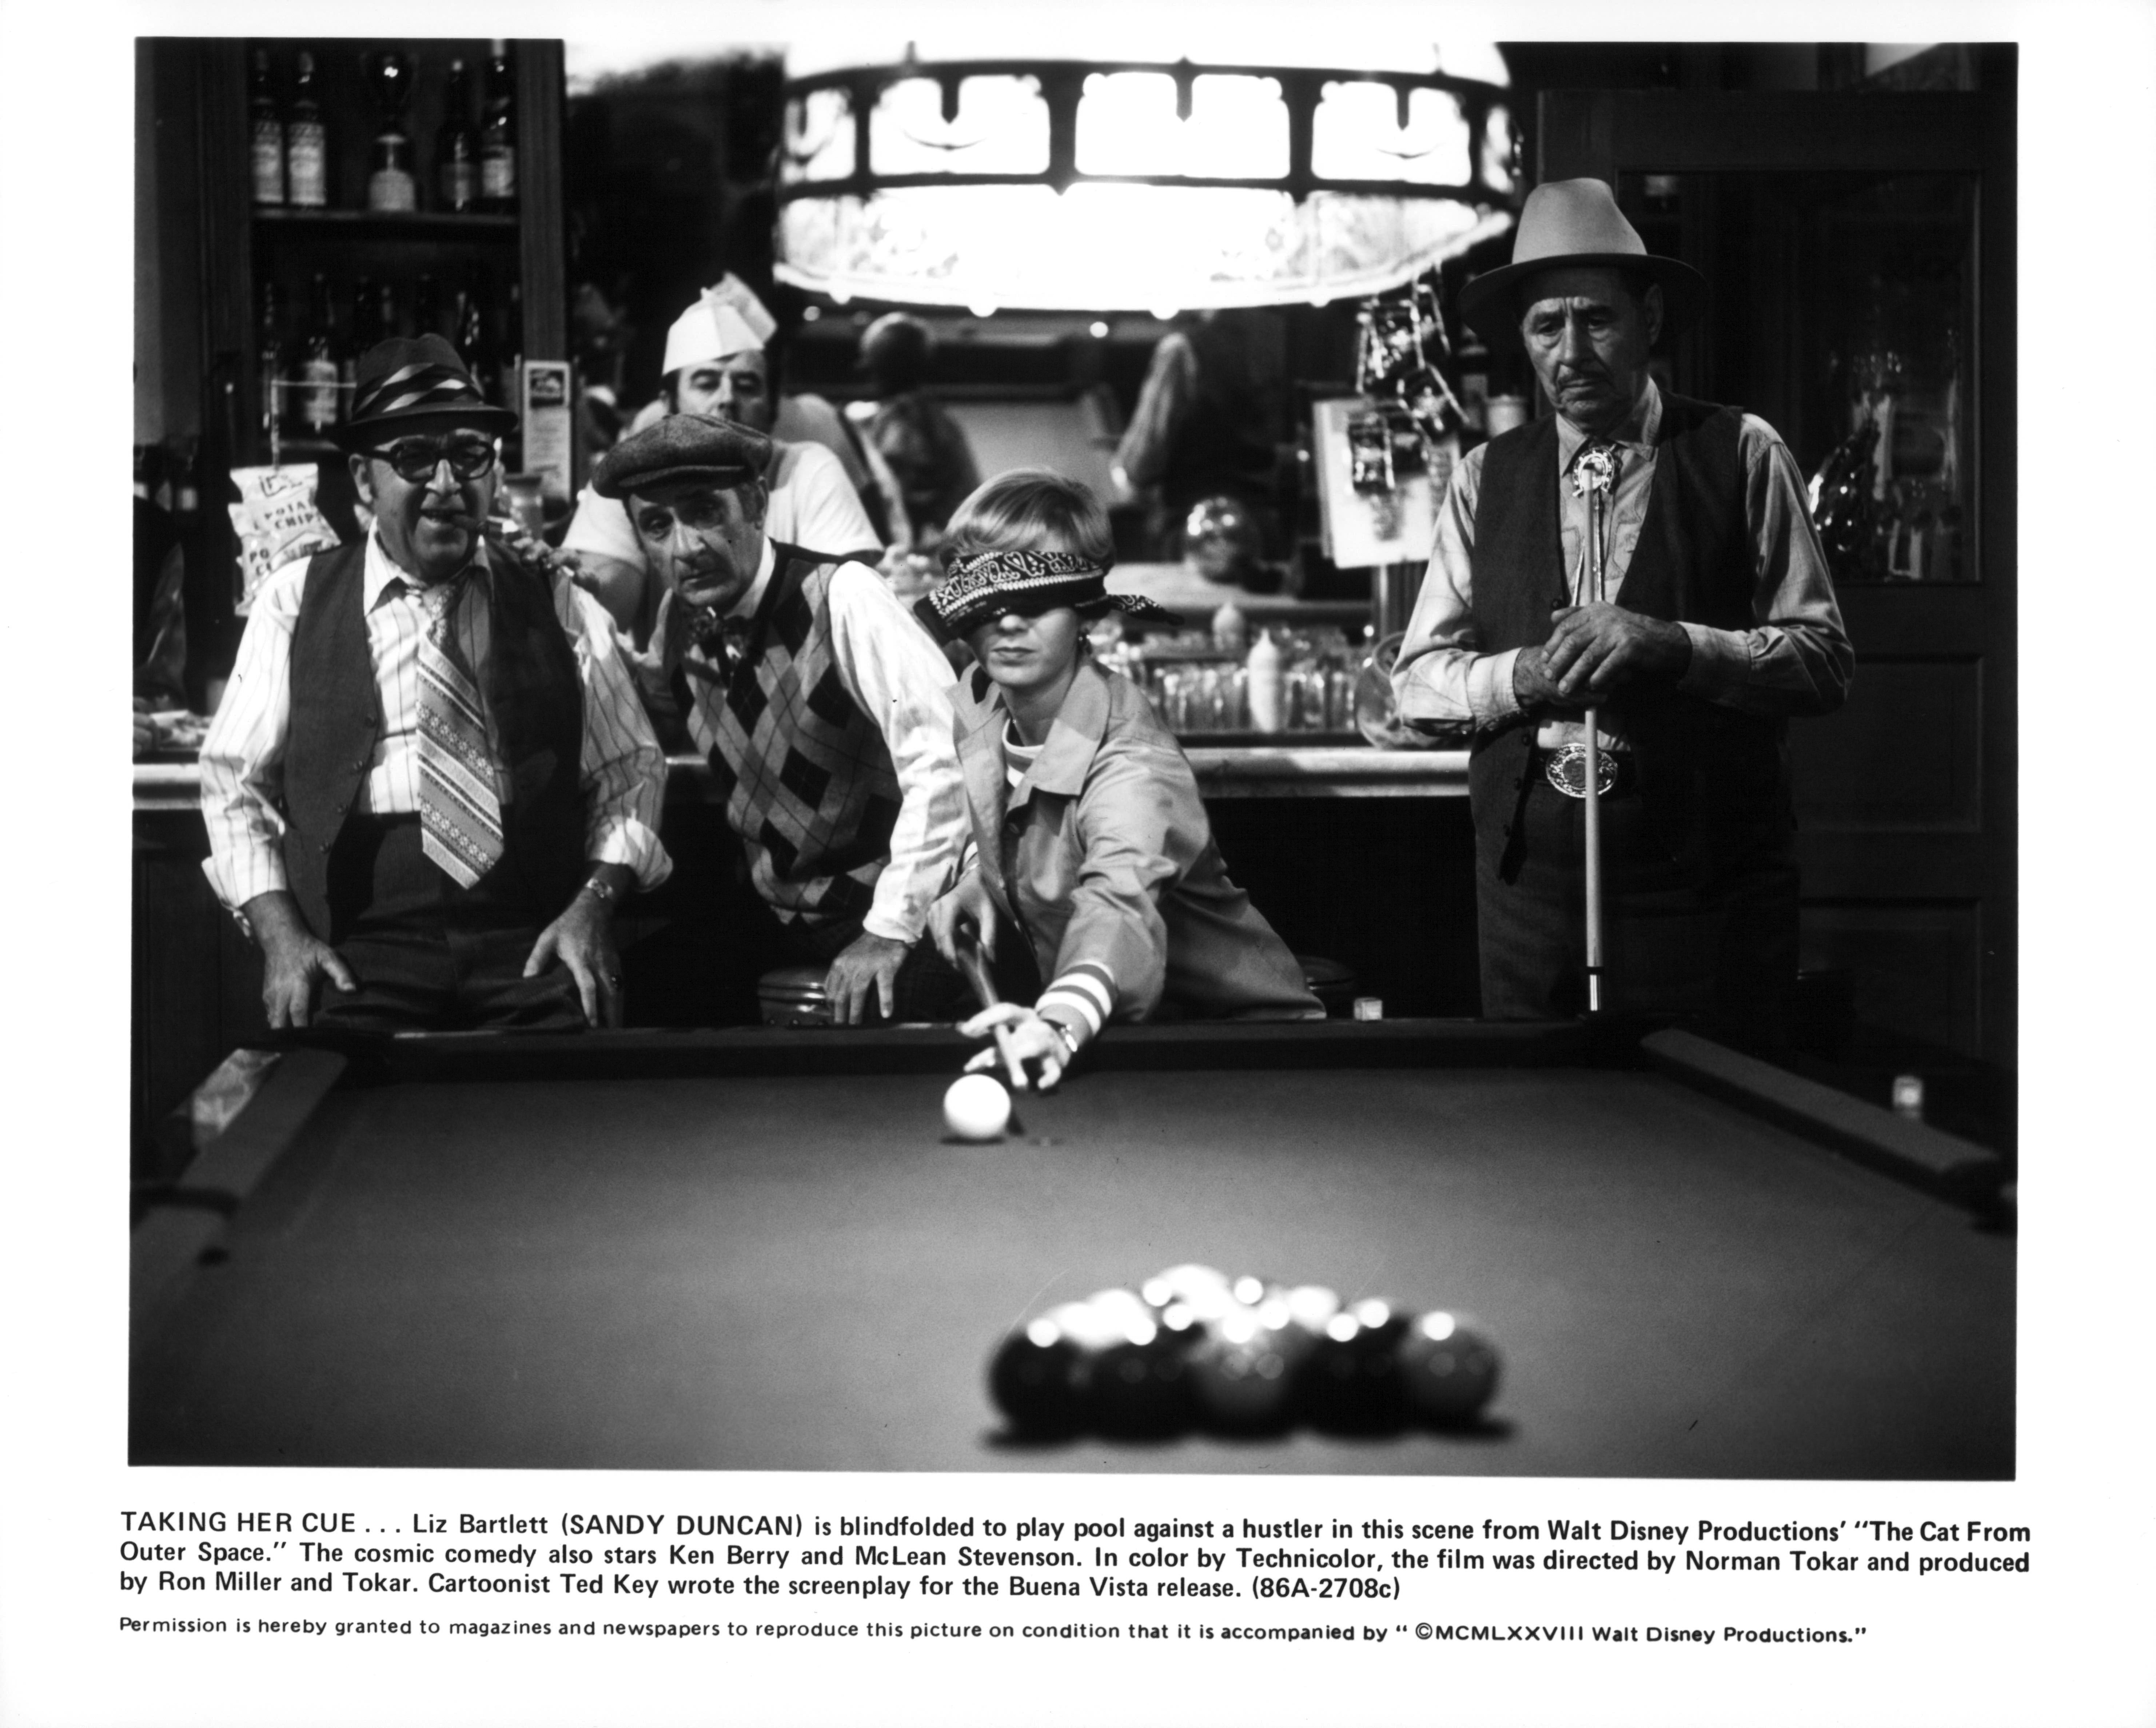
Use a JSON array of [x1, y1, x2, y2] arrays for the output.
[[1458, 178, 1705, 351], [335, 334, 518, 450], [912, 548, 1183, 644]]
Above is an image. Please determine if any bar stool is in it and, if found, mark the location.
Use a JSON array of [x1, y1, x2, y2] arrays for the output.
[[757, 964, 831, 1027]]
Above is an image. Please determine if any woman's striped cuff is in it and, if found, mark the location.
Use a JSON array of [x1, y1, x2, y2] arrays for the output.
[[1035, 962, 1116, 1055]]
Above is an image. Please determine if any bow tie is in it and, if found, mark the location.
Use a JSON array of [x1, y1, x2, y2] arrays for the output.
[[684, 606, 754, 680]]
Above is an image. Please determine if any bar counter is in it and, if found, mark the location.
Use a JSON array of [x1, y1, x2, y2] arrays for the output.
[[134, 745, 1469, 812]]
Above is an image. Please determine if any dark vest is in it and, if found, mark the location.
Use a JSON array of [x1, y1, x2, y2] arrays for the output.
[[1466, 393, 1793, 885], [698, 544, 902, 929], [280, 537, 586, 938]]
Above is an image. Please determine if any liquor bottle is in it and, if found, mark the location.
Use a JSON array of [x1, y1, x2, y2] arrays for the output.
[[1246, 629, 1285, 733], [285, 51, 328, 209], [375, 278, 400, 343], [339, 276, 378, 409], [249, 50, 284, 206], [455, 269, 494, 395], [435, 57, 479, 212], [298, 272, 341, 433], [412, 272, 441, 339], [496, 279, 525, 471], [364, 51, 418, 213], [257, 278, 286, 440], [479, 42, 517, 212], [495, 278, 523, 413]]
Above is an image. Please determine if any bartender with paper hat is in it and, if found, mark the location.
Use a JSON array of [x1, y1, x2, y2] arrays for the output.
[[562, 276, 901, 646]]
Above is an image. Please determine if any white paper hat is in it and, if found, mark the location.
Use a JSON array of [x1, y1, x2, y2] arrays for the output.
[[660, 275, 780, 375]]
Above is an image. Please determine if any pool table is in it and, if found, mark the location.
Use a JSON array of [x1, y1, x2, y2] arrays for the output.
[[130, 1019, 2013, 1477]]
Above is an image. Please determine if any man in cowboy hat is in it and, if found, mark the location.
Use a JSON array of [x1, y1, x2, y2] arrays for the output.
[[589, 414, 969, 1026], [199, 335, 671, 1032], [1393, 178, 1853, 1047], [561, 277, 898, 644]]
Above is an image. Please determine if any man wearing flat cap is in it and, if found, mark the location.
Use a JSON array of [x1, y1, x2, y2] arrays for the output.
[[562, 278, 892, 645], [590, 414, 969, 1024], [200, 335, 671, 1032], [1393, 178, 1853, 1047]]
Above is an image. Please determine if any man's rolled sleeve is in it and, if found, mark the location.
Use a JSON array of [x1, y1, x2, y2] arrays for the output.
[[825, 562, 968, 942], [557, 581, 672, 891], [1672, 418, 1854, 718], [198, 562, 309, 911]]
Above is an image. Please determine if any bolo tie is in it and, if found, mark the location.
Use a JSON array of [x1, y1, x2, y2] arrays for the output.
[[1568, 441, 1621, 1016]]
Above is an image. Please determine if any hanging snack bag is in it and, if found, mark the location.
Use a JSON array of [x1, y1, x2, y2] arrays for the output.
[[228, 464, 342, 612]]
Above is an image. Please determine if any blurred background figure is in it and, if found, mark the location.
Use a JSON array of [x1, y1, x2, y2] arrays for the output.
[[1112, 308, 1289, 565], [852, 311, 981, 549], [570, 279, 636, 461], [621, 275, 900, 544], [1181, 494, 1266, 588]]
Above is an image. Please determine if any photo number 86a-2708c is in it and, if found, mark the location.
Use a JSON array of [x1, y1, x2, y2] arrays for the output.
[[1254, 1576, 1399, 1599]]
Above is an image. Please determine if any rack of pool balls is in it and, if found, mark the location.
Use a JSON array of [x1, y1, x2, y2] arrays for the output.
[[987, 1264, 1499, 1440]]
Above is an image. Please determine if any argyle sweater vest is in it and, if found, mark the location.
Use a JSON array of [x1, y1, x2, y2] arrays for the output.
[[281, 537, 585, 939], [694, 545, 902, 928], [1466, 393, 1793, 887]]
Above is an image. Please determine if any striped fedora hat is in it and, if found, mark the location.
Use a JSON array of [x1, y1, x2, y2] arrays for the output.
[[336, 335, 518, 450]]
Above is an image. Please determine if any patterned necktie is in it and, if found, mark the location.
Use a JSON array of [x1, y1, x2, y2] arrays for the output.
[[414, 575, 506, 888]]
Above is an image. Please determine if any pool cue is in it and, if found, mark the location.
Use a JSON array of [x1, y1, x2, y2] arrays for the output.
[[1582, 476, 1608, 1016], [954, 922, 1031, 1091]]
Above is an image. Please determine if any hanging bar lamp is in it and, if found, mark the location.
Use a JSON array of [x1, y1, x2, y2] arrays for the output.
[[772, 53, 1517, 314]]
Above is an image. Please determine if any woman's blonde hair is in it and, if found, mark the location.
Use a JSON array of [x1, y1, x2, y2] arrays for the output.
[[942, 467, 1113, 566]]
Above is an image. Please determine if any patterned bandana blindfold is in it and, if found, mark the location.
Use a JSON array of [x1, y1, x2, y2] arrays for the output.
[[919, 548, 1181, 641]]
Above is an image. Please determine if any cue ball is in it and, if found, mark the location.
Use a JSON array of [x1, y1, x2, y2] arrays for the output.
[[1396, 1311, 1501, 1425], [944, 1074, 1012, 1140]]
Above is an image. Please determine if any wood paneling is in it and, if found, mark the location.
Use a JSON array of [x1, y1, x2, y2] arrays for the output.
[[1801, 904, 1983, 1056], [1793, 660, 1982, 832]]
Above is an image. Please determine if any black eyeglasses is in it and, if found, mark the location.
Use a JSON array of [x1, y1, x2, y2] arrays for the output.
[[369, 433, 498, 483]]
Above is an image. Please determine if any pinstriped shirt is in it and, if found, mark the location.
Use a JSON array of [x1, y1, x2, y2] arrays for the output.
[[199, 528, 672, 911]]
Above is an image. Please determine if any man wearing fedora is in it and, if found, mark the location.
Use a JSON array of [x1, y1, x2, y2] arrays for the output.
[[1394, 178, 1853, 1047], [199, 335, 672, 1032], [588, 414, 969, 1027]]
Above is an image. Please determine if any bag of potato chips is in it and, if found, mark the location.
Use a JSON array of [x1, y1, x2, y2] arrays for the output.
[[228, 465, 342, 612]]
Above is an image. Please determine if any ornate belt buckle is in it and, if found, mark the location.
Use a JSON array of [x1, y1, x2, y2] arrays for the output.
[[1542, 742, 1620, 800]]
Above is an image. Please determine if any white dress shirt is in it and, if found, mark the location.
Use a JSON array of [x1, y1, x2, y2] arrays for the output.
[[681, 537, 967, 945], [1393, 381, 1853, 747], [200, 529, 672, 912]]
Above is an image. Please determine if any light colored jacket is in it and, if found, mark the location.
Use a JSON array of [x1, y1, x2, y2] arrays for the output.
[[952, 660, 1320, 1045]]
